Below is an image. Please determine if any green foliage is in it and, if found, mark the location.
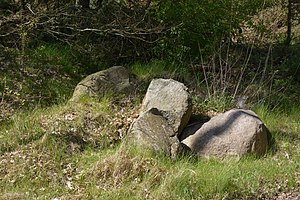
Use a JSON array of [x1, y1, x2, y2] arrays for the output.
[[193, 94, 235, 113], [153, 0, 271, 61], [32, 45, 74, 72]]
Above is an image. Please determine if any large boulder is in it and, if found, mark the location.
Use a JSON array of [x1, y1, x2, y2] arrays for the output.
[[182, 109, 269, 158], [141, 79, 192, 135], [70, 66, 134, 102], [127, 108, 183, 158]]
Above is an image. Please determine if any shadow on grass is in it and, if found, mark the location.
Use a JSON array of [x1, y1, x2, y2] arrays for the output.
[[266, 128, 300, 155]]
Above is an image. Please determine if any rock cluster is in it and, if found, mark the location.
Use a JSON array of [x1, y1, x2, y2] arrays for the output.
[[72, 66, 270, 159], [128, 79, 192, 157], [128, 78, 269, 159]]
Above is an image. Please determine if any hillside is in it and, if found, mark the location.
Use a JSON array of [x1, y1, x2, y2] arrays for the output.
[[1, 0, 300, 199]]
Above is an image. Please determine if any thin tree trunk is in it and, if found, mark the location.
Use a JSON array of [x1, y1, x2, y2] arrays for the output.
[[286, 0, 292, 45]]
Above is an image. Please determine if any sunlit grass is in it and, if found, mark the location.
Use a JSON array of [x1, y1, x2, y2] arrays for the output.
[[1, 52, 300, 199], [130, 60, 190, 82], [1, 93, 300, 199]]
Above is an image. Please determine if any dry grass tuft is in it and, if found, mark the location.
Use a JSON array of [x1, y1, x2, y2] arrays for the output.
[[87, 150, 165, 190]]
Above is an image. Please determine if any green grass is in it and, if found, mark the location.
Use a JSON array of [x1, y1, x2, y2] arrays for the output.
[[0, 94, 140, 199], [1, 45, 300, 199], [0, 45, 80, 126], [129, 60, 192, 89], [1, 99, 300, 199]]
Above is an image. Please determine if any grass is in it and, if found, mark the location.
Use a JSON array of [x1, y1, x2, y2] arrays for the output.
[[1, 94, 300, 199], [0, 94, 141, 199], [129, 60, 192, 91], [0, 45, 77, 126], [1, 44, 300, 199]]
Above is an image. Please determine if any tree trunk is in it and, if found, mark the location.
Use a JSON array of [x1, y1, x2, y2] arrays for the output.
[[286, 0, 292, 45]]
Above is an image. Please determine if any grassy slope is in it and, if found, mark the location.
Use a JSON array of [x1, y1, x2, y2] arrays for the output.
[[1, 46, 300, 199], [1, 101, 300, 199]]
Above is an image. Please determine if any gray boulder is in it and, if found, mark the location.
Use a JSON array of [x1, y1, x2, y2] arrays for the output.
[[141, 79, 192, 135], [182, 109, 268, 158], [70, 66, 134, 101], [127, 108, 184, 158]]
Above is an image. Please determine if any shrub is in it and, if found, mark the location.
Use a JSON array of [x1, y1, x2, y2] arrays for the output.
[[153, 0, 273, 61]]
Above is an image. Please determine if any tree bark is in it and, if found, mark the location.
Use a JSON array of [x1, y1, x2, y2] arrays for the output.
[[286, 0, 292, 45]]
